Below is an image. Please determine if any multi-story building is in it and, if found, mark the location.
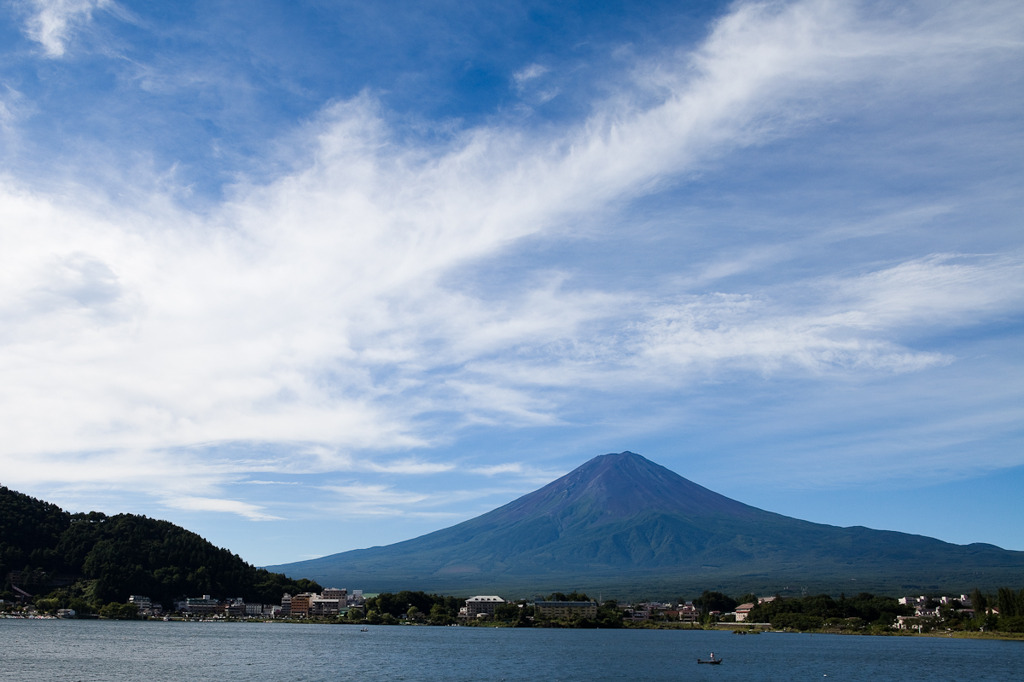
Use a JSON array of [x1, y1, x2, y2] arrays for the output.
[[311, 596, 340, 616], [185, 595, 221, 615], [128, 595, 152, 616], [464, 595, 505, 619], [225, 599, 246, 618], [676, 601, 699, 622], [734, 603, 755, 622], [290, 592, 314, 617]]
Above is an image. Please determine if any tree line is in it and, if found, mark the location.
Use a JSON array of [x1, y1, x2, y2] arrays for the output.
[[744, 589, 1024, 634], [1, 485, 319, 614], [745, 593, 910, 631], [362, 591, 624, 628]]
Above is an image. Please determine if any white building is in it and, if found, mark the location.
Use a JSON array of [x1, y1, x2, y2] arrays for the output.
[[464, 595, 505, 619]]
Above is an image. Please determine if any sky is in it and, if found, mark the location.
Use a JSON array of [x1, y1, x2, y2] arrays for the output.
[[1, 0, 1022, 568]]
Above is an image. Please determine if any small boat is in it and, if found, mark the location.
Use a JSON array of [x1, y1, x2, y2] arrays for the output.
[[697, 653, 722, 665], [360, 627, 369, 632]]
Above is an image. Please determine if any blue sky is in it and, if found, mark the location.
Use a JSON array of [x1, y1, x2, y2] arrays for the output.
[[2, 0, 1022, 568]]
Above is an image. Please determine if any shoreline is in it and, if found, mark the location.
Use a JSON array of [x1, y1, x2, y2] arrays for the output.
[[8, 614, 1022, 641]]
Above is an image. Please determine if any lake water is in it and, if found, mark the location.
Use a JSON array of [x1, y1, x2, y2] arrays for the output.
[[1, 620, 1022, 681]]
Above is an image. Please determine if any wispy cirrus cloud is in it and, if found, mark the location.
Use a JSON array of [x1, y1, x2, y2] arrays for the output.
[[21, 0, 113, 57], [513, 63, 549, 88], [0, 0, 1021, 558], [163, 496, 282, 522], [3, 0, 1020, 456]]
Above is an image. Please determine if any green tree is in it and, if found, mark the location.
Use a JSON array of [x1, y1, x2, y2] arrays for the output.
[[428, 603, 452, 625], [970, 588, 988, 615], [34, 597, 60, 614], [99, 602, 140, 620], [997, 587, 1020, 618], [493, 602, 521, 622], [596, 601, 624, 628], [773, 613, 824, 631], [68, 597, 94, 615], [1000, 616, 1024, 633], [694, 591, 737, 617]]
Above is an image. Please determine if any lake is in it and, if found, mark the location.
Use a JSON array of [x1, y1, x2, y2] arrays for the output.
[[1, 620, 1021, 681]]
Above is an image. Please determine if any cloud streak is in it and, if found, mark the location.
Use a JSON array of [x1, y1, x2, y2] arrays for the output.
[[0, 1, 1022, 557], [163, 496, 282, 522], [22, 0, 112, 58]]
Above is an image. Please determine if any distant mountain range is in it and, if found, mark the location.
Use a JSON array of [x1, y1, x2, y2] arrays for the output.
[[268, 452, 1024, 597]]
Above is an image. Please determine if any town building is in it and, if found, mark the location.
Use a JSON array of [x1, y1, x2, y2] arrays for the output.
[[311, 595, 340, 616], [225, 598, 246, 618], [463, 595, 505, 619], [676, 602, 699, 622], [185, 595, 221, 615], [128, 595, 153, 616], [290, 592, 314, 617], [734, 603, 755, 622], [322, 588, 347, 602]]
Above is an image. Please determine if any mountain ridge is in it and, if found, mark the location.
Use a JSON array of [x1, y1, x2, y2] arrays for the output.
[[269, 452, 1024, 597], [0, 485, 319, 608]]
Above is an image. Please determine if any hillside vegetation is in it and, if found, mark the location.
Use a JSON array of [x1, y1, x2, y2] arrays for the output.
[[1, 485, 317, 612]]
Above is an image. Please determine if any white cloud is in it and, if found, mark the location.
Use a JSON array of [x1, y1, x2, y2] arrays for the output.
[[442, 252, 1024, 393], [652, 253, 1024, 376], [0, 86, 32, 138], [513, 63, 549, 87], [512, 63, 559, 103], [0, 0, 1021, 514], [833, 254, 1024, 329], [162, 496, 282, 522], [22, 0, 112, 58], [364, 458, 456, 475], [319, 484, 430, 516]]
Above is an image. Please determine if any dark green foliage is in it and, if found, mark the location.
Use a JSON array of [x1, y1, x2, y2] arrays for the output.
[[34, 597, 60, 614], [996, 587, 1024, 618], [363, 591, 622, 629], [1000, 616, 1024, 633], [596, 600, 625, 627], [0, 485, 70, 585], [493, 601, 522, 621], [544, 591, 591, 602], [1, 484, 317, 609], [771, 613, 824, 631], [694, 590, 737, 616], [748, 593, 910, 629], [971, 587, 988, 613], [98, 602, 141, 620], [364, 591, 462, 623]]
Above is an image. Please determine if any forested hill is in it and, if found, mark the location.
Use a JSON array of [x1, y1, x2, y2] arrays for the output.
[[0, 485, 317, 608]]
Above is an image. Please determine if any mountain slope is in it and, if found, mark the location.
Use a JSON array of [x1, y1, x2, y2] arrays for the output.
[[269, 452, 1024, 596], [0, 485, 318, 607]]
